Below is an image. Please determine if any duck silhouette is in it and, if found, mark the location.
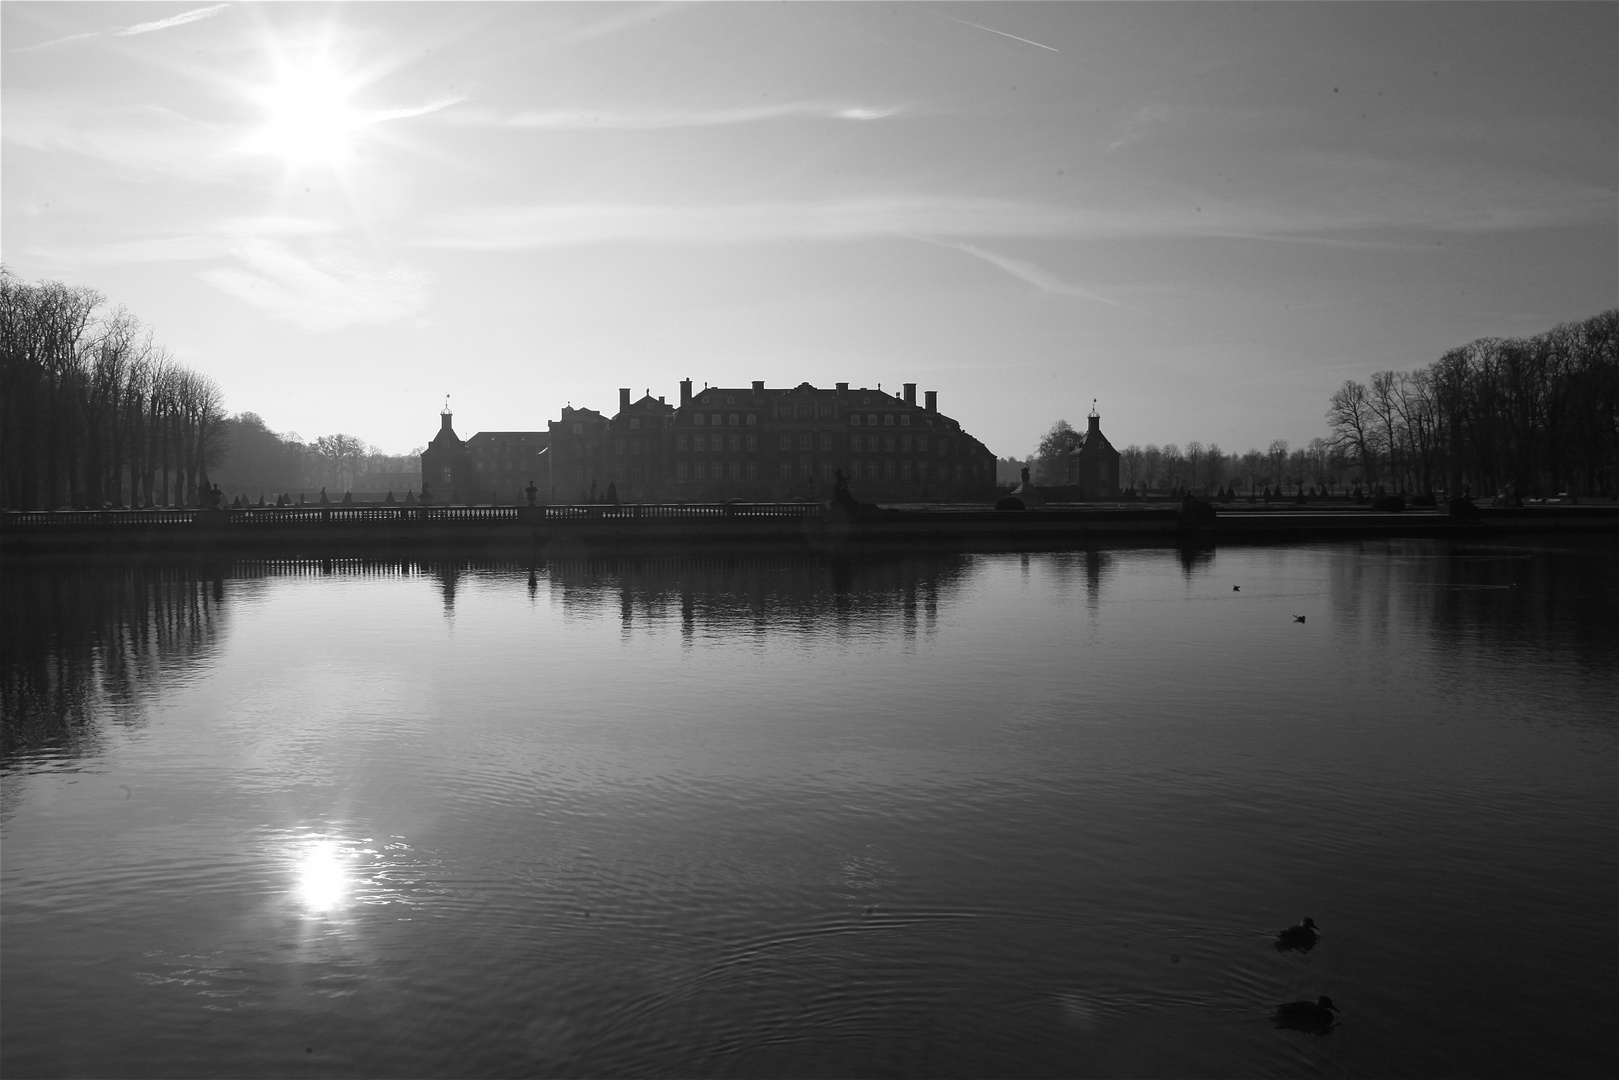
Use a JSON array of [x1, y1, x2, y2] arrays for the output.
[[1274, 917, 1319, 952], [1233, 585, 1241, 591], [1293, 615, 1306, 623], [1273, 996, 1339, 1033]]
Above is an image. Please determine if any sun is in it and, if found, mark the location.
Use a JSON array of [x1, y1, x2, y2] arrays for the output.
[[243, 56, 364, 167]]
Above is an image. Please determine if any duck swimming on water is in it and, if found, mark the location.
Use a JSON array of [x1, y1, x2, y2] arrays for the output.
[[1273, 996, 1339, 1033], [1274, 917, 1319, 952]]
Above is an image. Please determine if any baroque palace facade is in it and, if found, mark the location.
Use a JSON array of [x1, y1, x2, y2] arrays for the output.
[[550, 379, 995, 503], [424, 379, 996, 504]]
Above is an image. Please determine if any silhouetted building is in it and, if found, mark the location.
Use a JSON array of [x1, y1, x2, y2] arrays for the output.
[[420, 404, 478, 499], [467, 430, 549, 500], [1065, 406, 1121, 498], [546, 379, 995, 503]]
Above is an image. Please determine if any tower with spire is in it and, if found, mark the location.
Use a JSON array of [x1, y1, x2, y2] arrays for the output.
[[1066, 399, 1121, 499]]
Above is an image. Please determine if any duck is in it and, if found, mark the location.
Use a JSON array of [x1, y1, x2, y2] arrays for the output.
[[1293, 615, 1306, 623], [1232, 585, 1241, 591], [1272, 996, 1339, 1033], [1274, 917, 1319, 952]]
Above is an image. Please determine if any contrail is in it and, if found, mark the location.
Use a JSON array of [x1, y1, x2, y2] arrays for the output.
[[921, 8, 1058, 52]]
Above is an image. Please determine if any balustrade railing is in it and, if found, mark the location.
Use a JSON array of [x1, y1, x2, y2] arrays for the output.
[[2, 502, 827, 529]]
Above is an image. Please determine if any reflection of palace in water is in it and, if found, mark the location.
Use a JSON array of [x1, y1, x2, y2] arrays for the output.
[[429, 554, 975, 642]]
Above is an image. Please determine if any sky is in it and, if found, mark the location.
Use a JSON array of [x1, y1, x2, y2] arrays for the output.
[[4, 2, 1615, 458]]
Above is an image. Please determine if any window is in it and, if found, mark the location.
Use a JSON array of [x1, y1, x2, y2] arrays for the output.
[[779, 433, 792, 451], [885, 461, 896, 479], [819, 404, 833, 418], [630, 439, 641, 456], [884, 434, 895, 452], [901, 435, 912, 452], [728, 461, 741, 480], [677, 433, 688, 451], [585, 443, 595, 456], [746, 414, 757, 426], [695, 433, 706, 452], [746, 434, 757, 452], [820, 461, 833, 480], [726, 395, 735, 404], [746, 461, 758, 479], [918, 462, 928, 481], [884, 414, 895, 426], [442, 467, 452, 483], [572, 423, 583, 435], [917, 434, 928, 451], [901, 415, 911, 426], [799, 460, 813, 479], [851, 461, 863, 480], [630, 418, 640, 430], [819, 433, 832, 450], [695, 461, 707, 481], [850, 434, 862, 452], [779, 462, 792, 479], [728, 434, 740, 452], [615, 438, 625, 455], [862, 396, 871, 405], [711, 413, 721, 426], [729, 414, 739, 426], [901, 461, 912, 480], [955, 465, 963, 481], [799, 433, 813, 450], [850, 414, 862, 426], [694, 413, 704, 426]]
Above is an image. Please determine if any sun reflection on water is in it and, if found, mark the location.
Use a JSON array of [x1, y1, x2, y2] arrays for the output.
[[297, 840, 349, 912]]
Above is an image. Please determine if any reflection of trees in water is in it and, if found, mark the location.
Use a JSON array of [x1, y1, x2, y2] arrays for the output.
[[537, 554, 973, 642], [1, 566, 231, 762], [1327, 539, 1619, 678]]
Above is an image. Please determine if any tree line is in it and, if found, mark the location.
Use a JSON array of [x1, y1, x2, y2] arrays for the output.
[[1326, 310, 1617, 498], [1, 270, 418, 510], [1023, 309, 1616, 499]]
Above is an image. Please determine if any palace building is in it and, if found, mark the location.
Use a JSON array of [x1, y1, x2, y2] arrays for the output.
[[543, 379, 995, 503]]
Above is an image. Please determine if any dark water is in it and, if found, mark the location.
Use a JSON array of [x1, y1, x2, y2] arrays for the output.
[[3, 540, 1615, 1078]]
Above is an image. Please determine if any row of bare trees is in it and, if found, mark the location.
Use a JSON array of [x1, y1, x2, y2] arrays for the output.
[[1326, 310, 1618, 497], [1, 270, 226, 510]]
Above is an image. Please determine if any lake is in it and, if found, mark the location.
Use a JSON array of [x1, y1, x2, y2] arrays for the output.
[[2, 539, 1615, 1078]]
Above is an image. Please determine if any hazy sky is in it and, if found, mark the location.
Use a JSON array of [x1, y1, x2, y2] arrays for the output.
[[5, 2, 1614, 457]]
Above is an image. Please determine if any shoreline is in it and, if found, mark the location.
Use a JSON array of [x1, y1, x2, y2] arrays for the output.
[[3, 501, 1614, 563]]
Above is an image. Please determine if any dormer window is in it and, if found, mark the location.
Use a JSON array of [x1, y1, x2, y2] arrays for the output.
[[630, 418, 641, 430], [694, 413, 705, 425], [572, 423, 583, 435]]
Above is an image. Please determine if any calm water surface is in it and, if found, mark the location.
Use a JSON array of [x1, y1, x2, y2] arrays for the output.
[[3, 540, 1615, 1078]]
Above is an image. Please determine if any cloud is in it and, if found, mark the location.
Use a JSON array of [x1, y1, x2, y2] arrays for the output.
[[453, 101, 901, 130], [919, 8, 1058, 52], [564, 2, 687, 45], [113, 5, 230, 38], [411, 180, 1613, 253], [13, 4, 228, 52], [921, 240, 1137, 310], [199, 239, 430, 332]]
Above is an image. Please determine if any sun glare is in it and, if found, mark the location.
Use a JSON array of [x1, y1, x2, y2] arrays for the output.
[[297, 840, 349, 911], [245, 57, 363, 166]]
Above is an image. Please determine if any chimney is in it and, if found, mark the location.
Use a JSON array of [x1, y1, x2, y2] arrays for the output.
[[752, 380, 764, 392], [903, 382, 916, 407], [925, 390, 937, 413], [680, 378, 692, 407], [619, 387, 631, 414], [836, 382, 848, 393]]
